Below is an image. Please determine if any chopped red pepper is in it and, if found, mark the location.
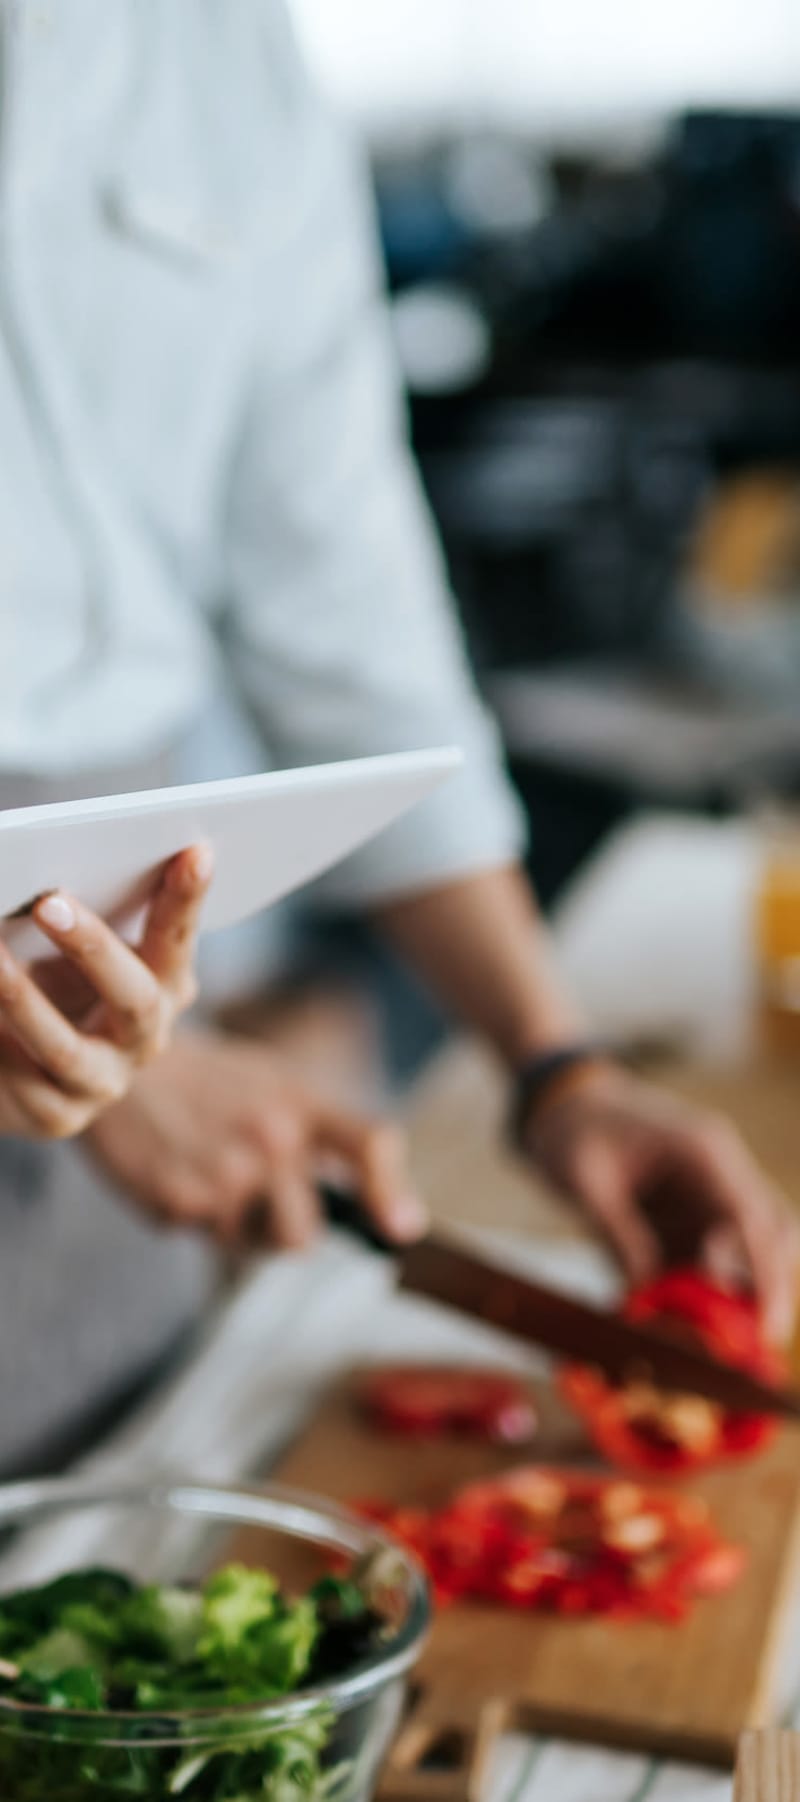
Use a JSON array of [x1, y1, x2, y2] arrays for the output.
[[360, 1366, 538, 1444], [357, 1465, 744, 1621], [561, 1270, 785, 1474]]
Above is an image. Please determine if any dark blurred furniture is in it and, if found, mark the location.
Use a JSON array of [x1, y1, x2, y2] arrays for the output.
[[376, 110, 800, 900]]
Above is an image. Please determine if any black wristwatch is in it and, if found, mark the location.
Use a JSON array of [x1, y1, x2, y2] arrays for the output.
[[508, 1040, 614, 1145]]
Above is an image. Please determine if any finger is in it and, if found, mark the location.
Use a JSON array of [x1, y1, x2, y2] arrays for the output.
[[0, 939, 126, 1102], [240, 1197, 273, 1250], [145, 1169, 220, 1234], [0, 1047, 90, 1140], [32, 893, 166, 1056], [589, 1193, 661, 1287], [686, 1127, 791, 1337], [237, 1174, 321, 1252], [313, 1111, 427, 1241], [775, 1213, 800, 1345], [240, 1099, 327, 1248], [702, 1221, 750, 1292], [138, 844, 213, 995], [569, 1140, 661, 1286], [700, 1214, 800, 1344], [135, 1140, 265, 1241], [739, 1197, 796, 1344], [26, 954, 94, 1019], [202, 1143, 266, 1245], [687, 1124, 797, 1342]]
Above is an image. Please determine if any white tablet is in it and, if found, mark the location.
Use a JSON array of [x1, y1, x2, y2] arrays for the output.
[[0, 747, 461, 944]]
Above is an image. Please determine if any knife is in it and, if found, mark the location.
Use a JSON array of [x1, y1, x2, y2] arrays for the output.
[[320, 1186, 800, 1422]]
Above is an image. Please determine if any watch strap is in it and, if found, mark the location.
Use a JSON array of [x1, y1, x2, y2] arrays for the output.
[[509, 1040, 613, 1144]]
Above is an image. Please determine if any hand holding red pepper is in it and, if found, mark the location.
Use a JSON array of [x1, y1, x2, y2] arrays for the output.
[[521, 1064, 799, 1345]]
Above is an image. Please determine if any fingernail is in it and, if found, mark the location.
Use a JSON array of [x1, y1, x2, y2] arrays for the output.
[[35, 893, 76, 933], [390, 1193, 428, 1240], [170, 843, 214, 891], [191, 842, 214, 882]]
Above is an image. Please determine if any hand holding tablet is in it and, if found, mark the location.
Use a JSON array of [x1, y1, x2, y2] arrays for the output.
[[0, 748, 460, 1143], [0, 845, 213, 1140]]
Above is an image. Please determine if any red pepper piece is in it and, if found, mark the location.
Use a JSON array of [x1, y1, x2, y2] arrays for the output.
[[360, 1366, 538, 1443], [561, 1269, 785, 1474], [355, 1464, 744, 1622]]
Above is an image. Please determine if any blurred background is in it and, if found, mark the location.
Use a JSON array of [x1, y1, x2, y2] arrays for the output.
[[284, 0, 800, 909]]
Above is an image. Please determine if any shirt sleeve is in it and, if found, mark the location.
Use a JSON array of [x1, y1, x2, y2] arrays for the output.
[[221, 1, 526, 904]]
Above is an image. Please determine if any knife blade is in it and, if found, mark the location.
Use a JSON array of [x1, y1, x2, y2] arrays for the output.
[[321, 1187, 800, 1422]]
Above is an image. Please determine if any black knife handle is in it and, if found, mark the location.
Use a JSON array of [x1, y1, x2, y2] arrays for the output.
[[318, 1182, 395, 1255]]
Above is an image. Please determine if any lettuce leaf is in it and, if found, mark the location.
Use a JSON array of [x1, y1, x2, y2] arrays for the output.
[[0, 1561, 380, 1800]]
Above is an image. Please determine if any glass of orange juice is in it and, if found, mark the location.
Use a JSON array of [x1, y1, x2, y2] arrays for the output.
[[754, 807, 800, 1050]]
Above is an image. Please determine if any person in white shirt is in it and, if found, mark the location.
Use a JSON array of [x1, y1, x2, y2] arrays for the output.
[[0, 0, 794, 1469]]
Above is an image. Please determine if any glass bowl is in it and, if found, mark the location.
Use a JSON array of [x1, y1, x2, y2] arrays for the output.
[[0, 1475, 430, 1802]]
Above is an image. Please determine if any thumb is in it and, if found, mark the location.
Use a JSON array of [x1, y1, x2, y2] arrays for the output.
[[570, 1141, 660, 1286]]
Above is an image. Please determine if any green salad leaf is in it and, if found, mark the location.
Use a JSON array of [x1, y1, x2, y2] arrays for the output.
[[0, 1563, 385, 1800], [200, 1566, 279, 1651]]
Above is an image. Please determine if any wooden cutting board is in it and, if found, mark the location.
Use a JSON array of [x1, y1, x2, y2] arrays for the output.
[[269, 1373, 800, 1794]]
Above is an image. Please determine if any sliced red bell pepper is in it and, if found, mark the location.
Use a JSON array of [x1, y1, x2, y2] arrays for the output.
[[356, 1464, 744, 1622], [360, 1366, 537, 1444], [561, 1269, 785, 1474]]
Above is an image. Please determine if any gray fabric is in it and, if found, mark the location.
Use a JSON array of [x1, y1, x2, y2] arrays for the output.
[[0, 759, 215, 1475], [0, 1136, 215, 1478]]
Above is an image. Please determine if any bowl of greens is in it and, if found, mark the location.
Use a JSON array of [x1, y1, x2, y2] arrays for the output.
[[0, 1476, 429, 1801]]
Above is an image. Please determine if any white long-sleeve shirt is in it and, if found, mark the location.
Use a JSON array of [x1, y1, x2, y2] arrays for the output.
[[0, 0, 525, 900]]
